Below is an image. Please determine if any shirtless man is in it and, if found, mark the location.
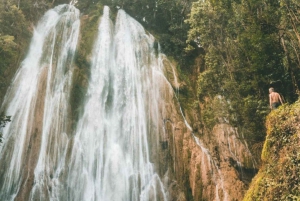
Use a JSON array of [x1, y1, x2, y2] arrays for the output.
[[269, 87, 283, 110]]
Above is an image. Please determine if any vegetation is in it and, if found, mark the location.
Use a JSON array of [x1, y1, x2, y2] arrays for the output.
[[186, 0, 300, 142], [0, 2, 29, 103], [70, 3, 104, 125], [0, 0, 72, 101], [244, 101, 300, 200]]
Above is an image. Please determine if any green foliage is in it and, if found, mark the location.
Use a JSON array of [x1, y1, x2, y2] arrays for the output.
[[244, 101, 300, 200], [0, 4, 28, 40], [0, 35, 17, 75], [279, 0, 300, 95], [0, 2, 31, 103], [186, 0, 300, 142]]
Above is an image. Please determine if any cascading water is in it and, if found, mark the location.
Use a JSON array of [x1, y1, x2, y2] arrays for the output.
[[66, 6, 167, 201], [0, 3, 170, 201], [0, 4, 80, 201]]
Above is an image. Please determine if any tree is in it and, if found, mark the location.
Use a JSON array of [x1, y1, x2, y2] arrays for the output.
[[0, 1, 31, 104], [279, 0, 300, 94], [186, 0, 299, 142]]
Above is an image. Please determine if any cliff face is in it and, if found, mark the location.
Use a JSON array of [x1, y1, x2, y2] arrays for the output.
[[244, 101, 300, 201], [158, 60, 258, 201]]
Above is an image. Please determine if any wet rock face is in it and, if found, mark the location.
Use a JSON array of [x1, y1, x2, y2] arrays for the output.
[[164, 123, 257, 200], [156, 76, 258, 201]]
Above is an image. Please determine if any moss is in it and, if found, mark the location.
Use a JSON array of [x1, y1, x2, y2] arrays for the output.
[[69, 68, 88, 128], [243, 173, 264, 201], [69, 2, 105, 125], [261, 138, 272, 163], [244, 99, 300, 200]]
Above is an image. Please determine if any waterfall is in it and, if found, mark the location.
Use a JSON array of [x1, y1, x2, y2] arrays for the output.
[[66, 6, 167, 201], [0, 4, 169, 201], [0, 4, 80, 201]]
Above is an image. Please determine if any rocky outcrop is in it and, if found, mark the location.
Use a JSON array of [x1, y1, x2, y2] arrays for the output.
[[165, 123, 257, 200], [159, 61, 258, 201], [244, 101, 300, 201]]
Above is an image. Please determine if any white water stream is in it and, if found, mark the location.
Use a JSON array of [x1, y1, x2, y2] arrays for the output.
[[66, 6, 167, 201], [0, 4, 80, 201]]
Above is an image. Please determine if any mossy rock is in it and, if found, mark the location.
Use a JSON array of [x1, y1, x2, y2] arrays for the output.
[[243, 100, 300, 200], [70, 2, 105, 125]]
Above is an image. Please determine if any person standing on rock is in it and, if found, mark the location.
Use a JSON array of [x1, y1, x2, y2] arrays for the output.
[[269, 87, 283, 110]]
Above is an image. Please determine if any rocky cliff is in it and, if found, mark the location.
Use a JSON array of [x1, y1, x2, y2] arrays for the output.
[[244, 101, 300, 200], [157, 59, 259, 201]]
